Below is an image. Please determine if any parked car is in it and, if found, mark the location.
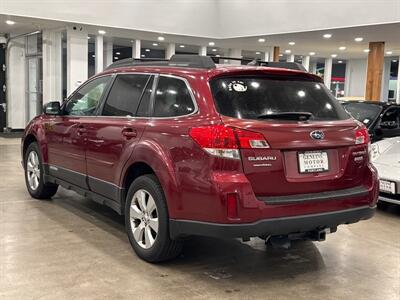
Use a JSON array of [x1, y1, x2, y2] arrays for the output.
[[341, 100, 400, 142], [22, 55, 378, 262], [370, 137, 400, 205]]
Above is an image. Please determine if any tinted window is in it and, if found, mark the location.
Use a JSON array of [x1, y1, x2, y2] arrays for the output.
[[136, 76, 154, 117], [65, 76, 110, 116], [102, 74, 149, 117], [210, 77, 350, 121], [379, 107, 400, 138], [342, 102, 382, 127], [153, 76, 195, 117]]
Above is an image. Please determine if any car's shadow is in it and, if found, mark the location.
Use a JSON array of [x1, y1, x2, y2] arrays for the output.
[[44, 188, 327, 284]]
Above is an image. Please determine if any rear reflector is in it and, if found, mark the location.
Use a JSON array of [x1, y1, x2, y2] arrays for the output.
[[226, 193, 239, 219], [355, 127, 369, 145], [189, 125, 269, 159]]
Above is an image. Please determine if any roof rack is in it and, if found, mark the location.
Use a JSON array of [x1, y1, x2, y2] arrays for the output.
[[105, 54, 307, 72]]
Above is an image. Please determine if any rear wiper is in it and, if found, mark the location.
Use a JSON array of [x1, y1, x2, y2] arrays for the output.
[[257, 112, 313, 121]]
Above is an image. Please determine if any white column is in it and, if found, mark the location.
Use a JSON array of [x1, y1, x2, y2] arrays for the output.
[[166, 43, 175, 59], [396, 57, 400, 104], [132, 39, 141, 59], [42, 29, 62, 104], [198, 46, 207, 56], [380, 57, 391, 101], [302, 55, 310, 71], [263, 46, 273, 62], [324, 58, 333, 89], [66, 27, 88, 96], [228, 48, 242, 65], [287, 54, 295, 62], [103, 41, 113, 69], [310, 62, 317, 74], [95, 35, 103, 74]]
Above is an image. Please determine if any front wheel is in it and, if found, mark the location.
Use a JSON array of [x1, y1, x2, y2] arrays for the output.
[[125, 174, 183, 262], [24, 142, 58, 199]]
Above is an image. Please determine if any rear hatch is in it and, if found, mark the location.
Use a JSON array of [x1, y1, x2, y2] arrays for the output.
[[209, 74, 370, 198]]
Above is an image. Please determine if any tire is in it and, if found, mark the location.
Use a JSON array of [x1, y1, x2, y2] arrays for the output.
[[125, 174, 183, 263], [24, 142, 58, 199]]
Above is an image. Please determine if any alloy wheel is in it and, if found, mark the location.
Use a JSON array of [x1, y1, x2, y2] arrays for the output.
[[26, 151, 40, 191], [130, 189, 159, 249]]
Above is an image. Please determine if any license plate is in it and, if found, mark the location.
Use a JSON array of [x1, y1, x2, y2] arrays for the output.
[[379, 180, 396, 194], [298, 151, 329, 173]]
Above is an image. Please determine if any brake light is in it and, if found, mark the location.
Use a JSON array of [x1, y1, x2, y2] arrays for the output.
[[189, 125, 269, 159], [355, 127, 369, 145]]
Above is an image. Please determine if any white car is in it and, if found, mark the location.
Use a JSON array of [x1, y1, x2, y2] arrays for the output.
[[370, 137, 400, 205]]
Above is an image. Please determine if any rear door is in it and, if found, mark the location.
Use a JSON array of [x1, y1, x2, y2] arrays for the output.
[[210, 76, 369, 198], [83, 74, 153, 200]]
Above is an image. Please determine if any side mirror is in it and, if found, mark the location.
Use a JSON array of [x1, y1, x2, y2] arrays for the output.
[[43, 101, 61, 115]]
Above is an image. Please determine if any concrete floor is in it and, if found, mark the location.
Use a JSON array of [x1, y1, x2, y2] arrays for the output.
[[0, 137, 399, 300]]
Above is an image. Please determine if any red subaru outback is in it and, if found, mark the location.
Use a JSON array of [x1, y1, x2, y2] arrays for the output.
[[22, 55, 378, 262]]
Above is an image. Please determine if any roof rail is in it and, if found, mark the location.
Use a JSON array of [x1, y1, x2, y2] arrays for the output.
[[105, 54, 216, 70], [105, 54, 307, 72], [211, 56, 307, 72]]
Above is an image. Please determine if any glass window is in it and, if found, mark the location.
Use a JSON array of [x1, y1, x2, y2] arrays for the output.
[[379, 107, 400, 138], [153, 76, 195, 117], [136, 76, 154, 117], [64, 76, 111, 116], [210, 77, 350, 121], [102, 74, 150, 117], [342, 102, 382, 128]]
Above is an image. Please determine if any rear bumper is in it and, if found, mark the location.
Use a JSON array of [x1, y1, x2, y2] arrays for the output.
[[169, 205, 375, 239]]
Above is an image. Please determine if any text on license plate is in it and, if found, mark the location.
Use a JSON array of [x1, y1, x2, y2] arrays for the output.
[[379, 180, 396, 194], [298, 151, 329, 173]]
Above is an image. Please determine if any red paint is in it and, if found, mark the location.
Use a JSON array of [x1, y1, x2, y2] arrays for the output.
[[22, 64, 378, 226]]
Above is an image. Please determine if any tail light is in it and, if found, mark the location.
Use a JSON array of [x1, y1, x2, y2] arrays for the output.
[[226, 193, 239, 219], [355, 127, 370, 145], [189, 125, 269, 160]]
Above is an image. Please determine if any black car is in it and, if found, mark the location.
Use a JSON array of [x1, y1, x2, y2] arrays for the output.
[[341, 101, 400, 142]]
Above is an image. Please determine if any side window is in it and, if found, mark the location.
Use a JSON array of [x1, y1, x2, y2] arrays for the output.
[[102, 74, 150, 117], [380, 107, 400, 137], [64, 76, 111, 116], [136, 76, 154, 117], [153, 76, 195, 117]]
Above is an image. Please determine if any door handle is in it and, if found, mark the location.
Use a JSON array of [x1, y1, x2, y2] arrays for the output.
[[122, 128, 137, 139]]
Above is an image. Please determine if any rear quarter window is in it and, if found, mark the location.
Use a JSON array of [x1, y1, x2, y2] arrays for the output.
[[210, 76, 350, 121]]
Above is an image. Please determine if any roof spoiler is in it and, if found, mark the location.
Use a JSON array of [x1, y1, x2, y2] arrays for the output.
[[105, 54, 307, 72]]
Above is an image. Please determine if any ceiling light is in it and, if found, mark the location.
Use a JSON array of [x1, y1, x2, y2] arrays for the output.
[[288, 42, 295, 45], [338, 60, 343, 63], [339, 46, 346, 51], [98, 30, 106, 35], [354, 37, 363, 42], [363, 49, 370, 53], [179, 45, 185, 48], [157, 36, 165, 41], [208, 42, 215, 46], [258, 38, 265, 43], [323, 34, 332, 39], [309, 52, 316, 56], [216, 54, 220, 57], [115, 52, 120, 55], [255, 51, 261, 55], [92, 55, 95, 58], [279, 54, 283, 57], [331, 54, 337, 58], [141, 54, 145, 57], [392, 60, 398, 62], [114, 57, 118, 60], [145, 49, 150, 52], [5, 20, 15, 25], [386, 51, 393, 55], [285, 49, 291, 54], [152, 43, 158, 46], [212, 48, 217, 52]]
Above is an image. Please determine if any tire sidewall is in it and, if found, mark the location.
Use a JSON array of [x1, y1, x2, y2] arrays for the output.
[[24, 143, 46, 197], [125, 175, 170, 262]]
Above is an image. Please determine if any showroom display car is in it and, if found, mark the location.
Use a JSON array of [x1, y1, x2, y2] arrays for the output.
[[341, 100, 400, 142], [22, 55, 378, 262], [370, 137, 400, 205]]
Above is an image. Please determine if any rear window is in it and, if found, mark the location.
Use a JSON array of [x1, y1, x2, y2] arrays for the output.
[[342, 102, 382, 127], [210, 77, 350, 121]]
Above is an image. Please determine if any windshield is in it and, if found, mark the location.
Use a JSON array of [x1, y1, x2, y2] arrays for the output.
[[210, 77, 350, 121], [342, 102, 382, 128]]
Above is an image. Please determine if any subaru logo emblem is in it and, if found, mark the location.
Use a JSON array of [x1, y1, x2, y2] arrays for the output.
[[310, 130, 324, 140]]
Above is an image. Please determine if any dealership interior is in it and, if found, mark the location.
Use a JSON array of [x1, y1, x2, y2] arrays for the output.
[[0, 1, 399, 299]]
